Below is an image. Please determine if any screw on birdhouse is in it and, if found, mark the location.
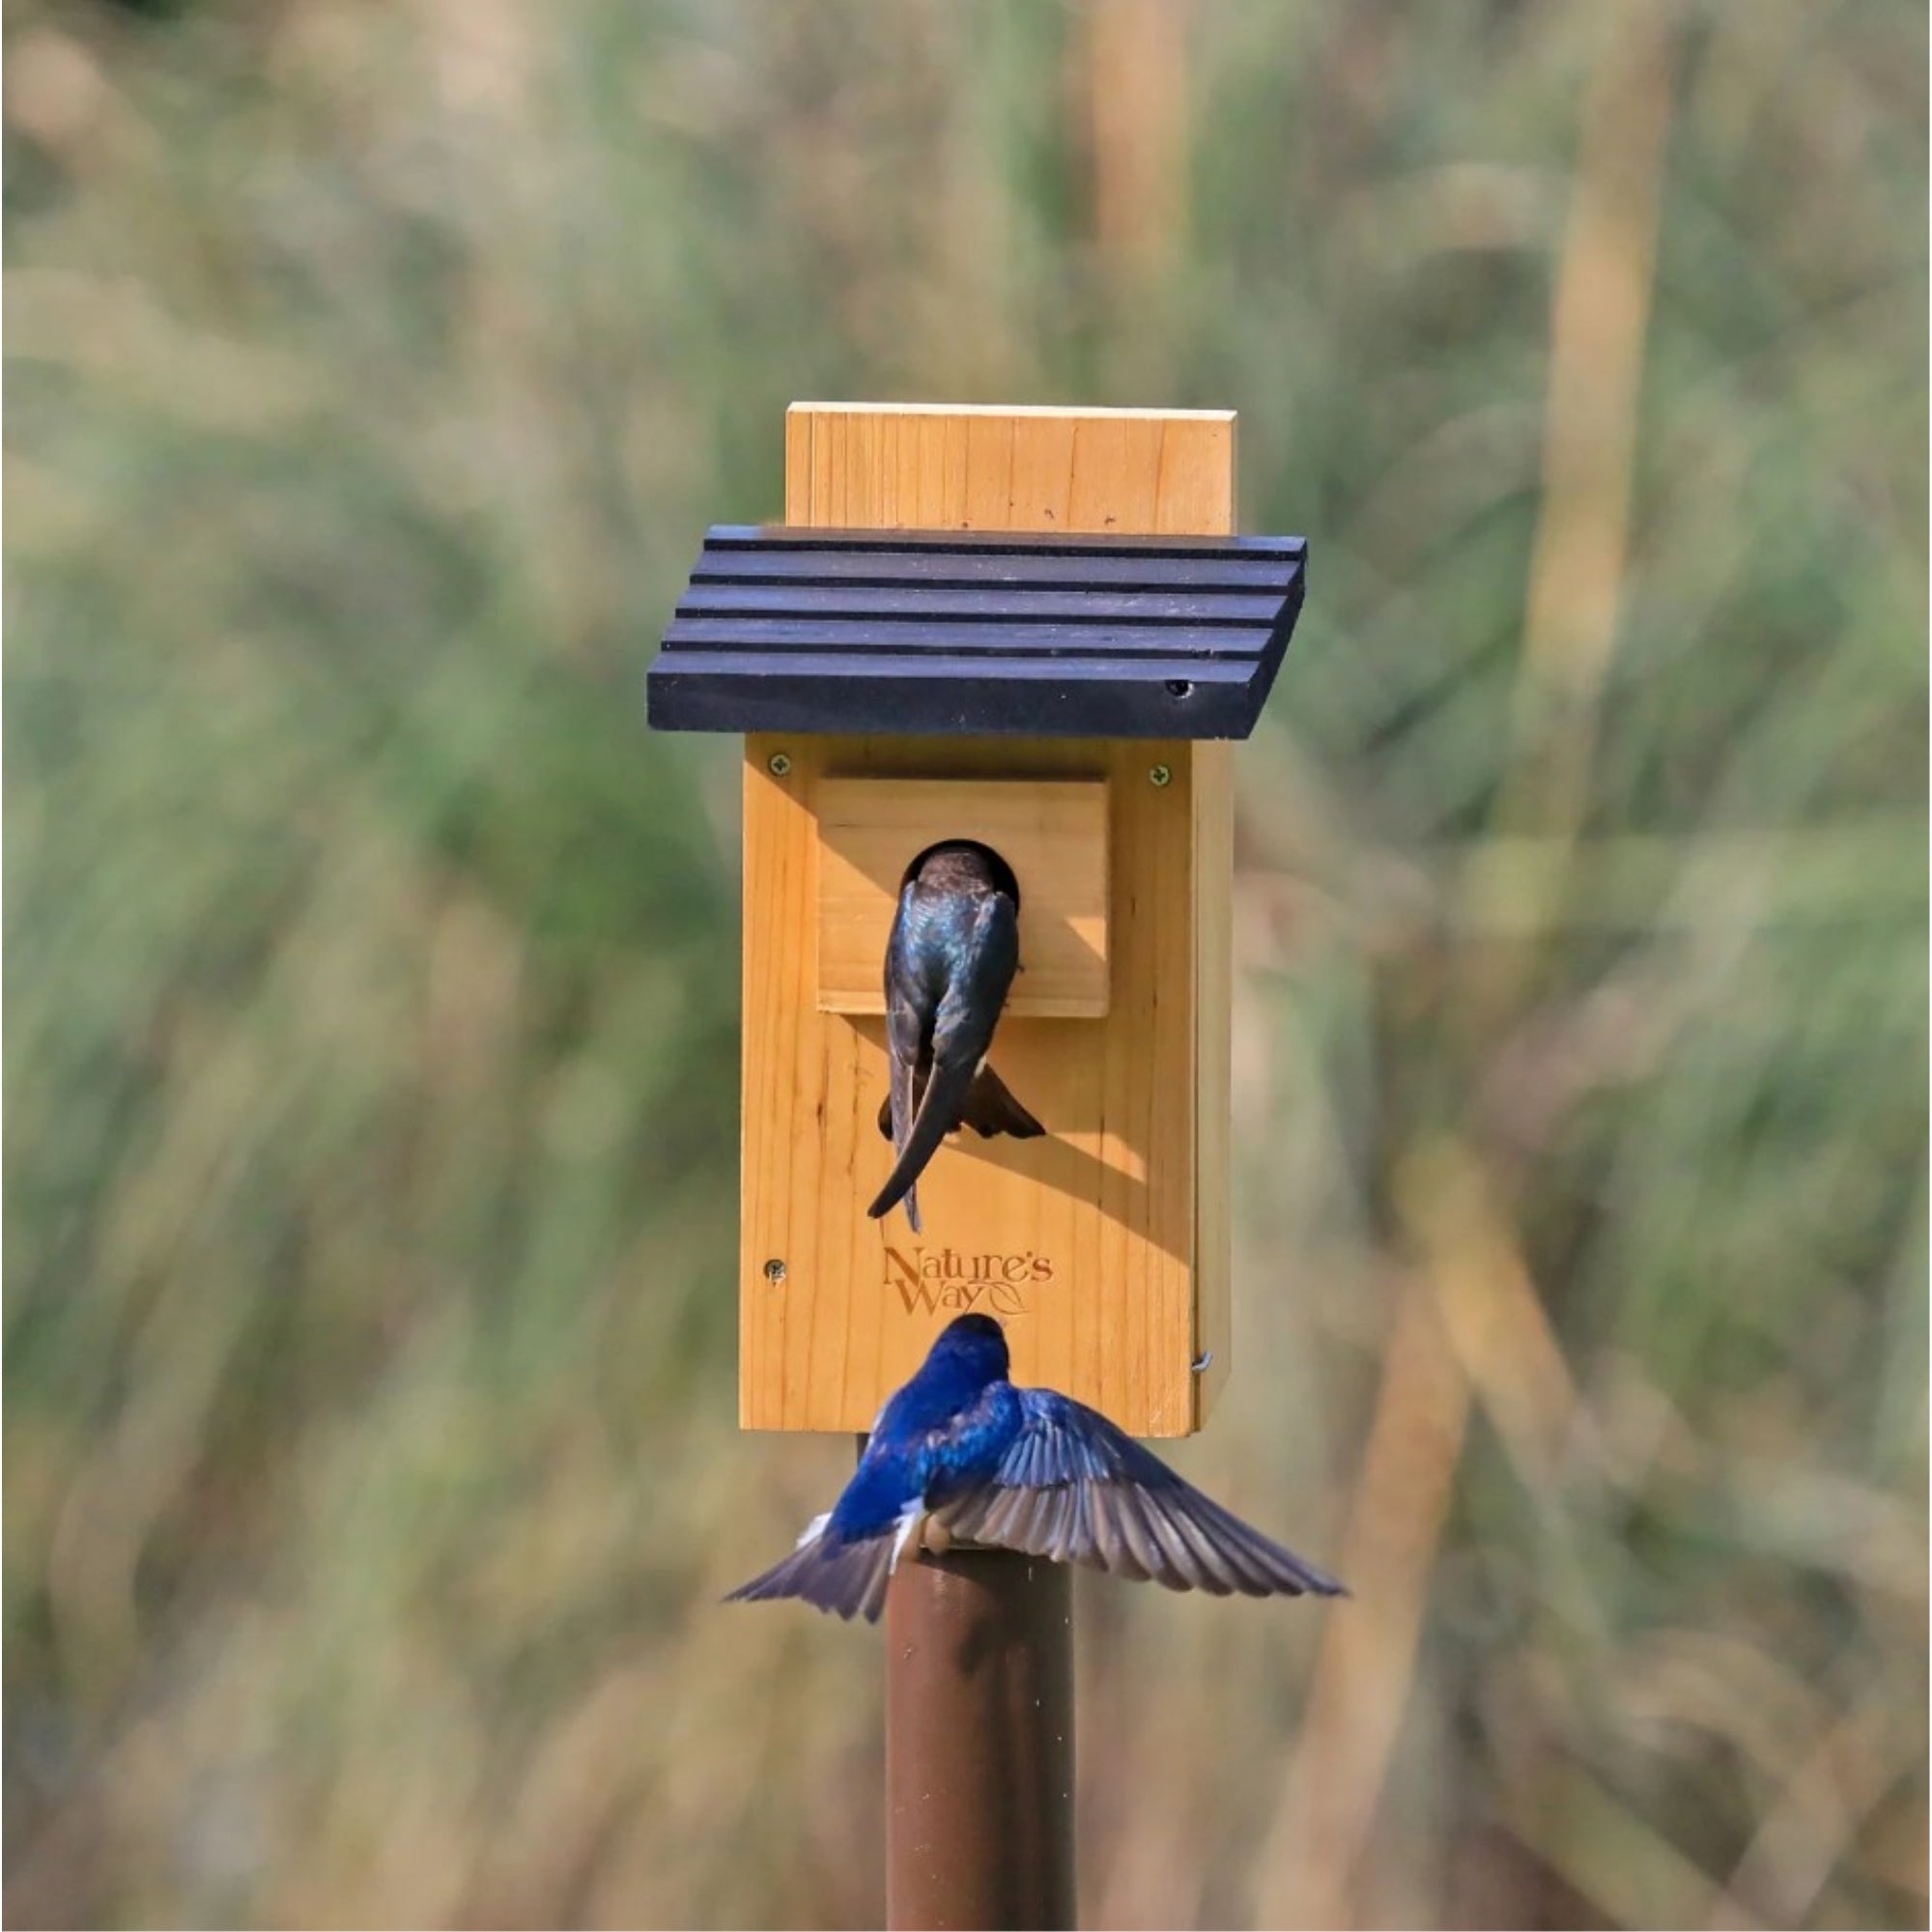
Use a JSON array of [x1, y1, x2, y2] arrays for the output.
[[763, 1257, 787, 1284], [1165, 679, 1195, 698], [1149, 764, 1172, 788], [768, 752, 793, 777]]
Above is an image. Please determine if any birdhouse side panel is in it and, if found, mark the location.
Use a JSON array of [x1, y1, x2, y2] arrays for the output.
[[1191, 739, 1234, 1426]]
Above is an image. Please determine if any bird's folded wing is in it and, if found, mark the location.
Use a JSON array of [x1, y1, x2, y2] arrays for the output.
[[932, 1390, 1345, 1600]]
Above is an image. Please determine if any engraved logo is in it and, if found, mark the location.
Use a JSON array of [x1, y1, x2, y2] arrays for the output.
[[883, 1245, 1054, 1317]]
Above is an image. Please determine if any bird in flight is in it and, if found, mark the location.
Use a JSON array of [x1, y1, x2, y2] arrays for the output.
[[727, 1313, 1346, 1623], [868, 840, 1044, 1234]]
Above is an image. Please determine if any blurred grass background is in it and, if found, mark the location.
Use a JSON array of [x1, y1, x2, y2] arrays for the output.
[[5, 1, 1925, 1925]]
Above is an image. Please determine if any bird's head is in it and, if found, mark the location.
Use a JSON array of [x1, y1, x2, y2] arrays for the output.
[[925, 1313, 1010, 1387], [903, 840, 1022, 907]]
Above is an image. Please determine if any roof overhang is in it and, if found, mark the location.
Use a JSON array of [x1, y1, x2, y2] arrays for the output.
[[646, 526, 1306, 739]]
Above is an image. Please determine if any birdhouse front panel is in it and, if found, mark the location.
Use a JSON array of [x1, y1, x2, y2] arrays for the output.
[[646, 403, 1309, 1437], [741, 727, 1224, 1436]]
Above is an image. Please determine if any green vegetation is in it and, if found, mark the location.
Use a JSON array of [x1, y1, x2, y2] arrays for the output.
[[7, 3, 1924, 1924]]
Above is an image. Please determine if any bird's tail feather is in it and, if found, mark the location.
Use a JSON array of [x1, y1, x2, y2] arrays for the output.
[[724, 1528, 896, 1624], [960, 1063, 1045, 1139], [867, 1055, 977, 1223], [879, 1065, 1044, 1143]]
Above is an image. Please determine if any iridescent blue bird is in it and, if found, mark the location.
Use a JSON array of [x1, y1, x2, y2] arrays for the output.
[[727, 1314, 1346, 1623], [867, 840, 1045, 1235]]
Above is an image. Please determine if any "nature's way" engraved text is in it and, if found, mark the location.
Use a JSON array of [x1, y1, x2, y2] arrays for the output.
[[883, 1245, 1054, 1317]]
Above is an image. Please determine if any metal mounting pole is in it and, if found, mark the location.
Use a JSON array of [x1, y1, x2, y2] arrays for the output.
[[886, 1549, 1075, 1931]]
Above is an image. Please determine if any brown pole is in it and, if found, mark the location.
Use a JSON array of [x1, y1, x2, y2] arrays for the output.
[[885, 1548, 1075, 1930]]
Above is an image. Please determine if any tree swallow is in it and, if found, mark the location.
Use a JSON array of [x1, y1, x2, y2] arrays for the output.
[[867, 841, 1045, 1233], [727, 1314, 1346, 1623]]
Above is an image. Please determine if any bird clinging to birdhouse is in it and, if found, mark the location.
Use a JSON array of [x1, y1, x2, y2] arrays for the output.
[[868, 840, 1045, 1234]]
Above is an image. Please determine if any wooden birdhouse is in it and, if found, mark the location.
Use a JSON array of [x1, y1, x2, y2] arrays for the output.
[[648, 404, 1306, 1437]]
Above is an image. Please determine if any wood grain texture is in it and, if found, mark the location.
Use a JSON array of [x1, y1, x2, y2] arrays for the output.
[[742, 403, 1235, 1435], [784, 403, 1234, 537], [816, 777, 1110, 1019]]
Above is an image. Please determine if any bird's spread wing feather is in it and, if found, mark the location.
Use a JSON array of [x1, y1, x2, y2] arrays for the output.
[[932, 1390, 1345, 1599], [724, 1513, 900, 1624]]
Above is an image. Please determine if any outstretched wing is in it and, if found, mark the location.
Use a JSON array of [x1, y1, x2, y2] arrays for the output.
[[724, 1512, 900, 1624], [932, 1389, 1345, 1600]]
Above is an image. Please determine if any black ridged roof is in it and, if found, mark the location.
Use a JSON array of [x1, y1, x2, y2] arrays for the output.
[[646, 526, 1306, 739]]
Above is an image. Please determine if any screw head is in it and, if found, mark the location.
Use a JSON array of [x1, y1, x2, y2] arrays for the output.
[[1149, 763, 1173, 788], [767, 752, 792, 778], [762, 1258, 787, 1284]]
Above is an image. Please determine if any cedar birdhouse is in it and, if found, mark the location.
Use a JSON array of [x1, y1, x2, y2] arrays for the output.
[[648, 405, 1306, 1437]]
